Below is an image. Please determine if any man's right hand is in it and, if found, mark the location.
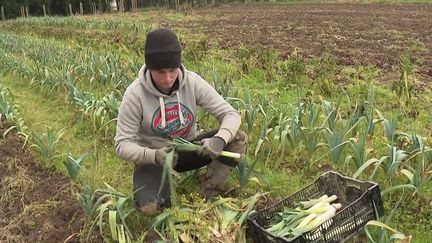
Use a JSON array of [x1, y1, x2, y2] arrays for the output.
[[155, 147, 172, 166]]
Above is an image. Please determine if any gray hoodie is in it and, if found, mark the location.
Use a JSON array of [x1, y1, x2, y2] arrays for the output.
[[115, 64, 241, 165]]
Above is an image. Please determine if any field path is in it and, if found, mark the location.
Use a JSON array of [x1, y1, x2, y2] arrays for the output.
[[0, 126, 86, 242]]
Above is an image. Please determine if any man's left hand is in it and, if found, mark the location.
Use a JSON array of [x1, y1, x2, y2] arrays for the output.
[[199, 136, 226, 159]]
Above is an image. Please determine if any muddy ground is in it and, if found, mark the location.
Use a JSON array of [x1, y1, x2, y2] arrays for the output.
[[160, 3, 432, 84], [0, 125, 85, 243]]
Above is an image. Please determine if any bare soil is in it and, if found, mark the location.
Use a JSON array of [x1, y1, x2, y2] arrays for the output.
[[0, 125, 86, 243], [161, 3, 432, 84]]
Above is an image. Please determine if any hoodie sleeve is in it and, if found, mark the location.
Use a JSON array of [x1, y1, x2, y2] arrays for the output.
[[195, 75, 241, 144], [114, 90, 156, 165]]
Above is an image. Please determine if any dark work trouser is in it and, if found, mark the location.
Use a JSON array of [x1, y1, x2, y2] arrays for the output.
[[133, 130, 244, 213]]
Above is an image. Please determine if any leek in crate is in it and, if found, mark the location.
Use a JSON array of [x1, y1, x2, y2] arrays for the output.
[[266, 195, 342, 238]]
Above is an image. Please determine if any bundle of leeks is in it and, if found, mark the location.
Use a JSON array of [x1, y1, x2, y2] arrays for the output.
[[266, 195, 342, 238]]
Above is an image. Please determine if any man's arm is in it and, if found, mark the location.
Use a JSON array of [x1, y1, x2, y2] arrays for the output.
[[115, 92, 157, 165], [195, 76, 241, 144]]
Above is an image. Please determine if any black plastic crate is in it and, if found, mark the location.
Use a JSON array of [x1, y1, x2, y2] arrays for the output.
[[247, 171, 384, 243]]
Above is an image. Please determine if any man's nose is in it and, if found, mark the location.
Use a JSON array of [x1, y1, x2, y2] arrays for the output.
[[163, 74, 173, 81]]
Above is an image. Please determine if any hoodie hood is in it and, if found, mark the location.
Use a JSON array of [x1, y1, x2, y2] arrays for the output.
[[138, 64, 187, 129]]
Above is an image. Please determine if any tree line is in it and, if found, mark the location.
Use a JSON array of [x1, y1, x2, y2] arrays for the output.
[[0, 0, 255, 20], [0, 0, 163, 19]]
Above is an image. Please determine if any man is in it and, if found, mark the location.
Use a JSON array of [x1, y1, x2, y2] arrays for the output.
[[115, 28, 248, 216]]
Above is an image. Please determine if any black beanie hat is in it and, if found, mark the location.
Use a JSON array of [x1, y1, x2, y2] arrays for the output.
[[144, 28, 181, 69]]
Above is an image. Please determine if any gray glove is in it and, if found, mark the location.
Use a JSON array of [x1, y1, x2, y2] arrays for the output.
[[155, 147, 172, 166], [199, 136, 226, 159]]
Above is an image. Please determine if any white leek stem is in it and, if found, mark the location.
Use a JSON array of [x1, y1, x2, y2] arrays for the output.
[[220, 150, 242, 159]]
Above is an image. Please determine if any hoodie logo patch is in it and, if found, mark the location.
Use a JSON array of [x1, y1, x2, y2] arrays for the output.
[[151, 102, 194, 138]]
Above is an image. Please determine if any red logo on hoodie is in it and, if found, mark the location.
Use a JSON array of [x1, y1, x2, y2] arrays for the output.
[[151, 102, 194, 138]]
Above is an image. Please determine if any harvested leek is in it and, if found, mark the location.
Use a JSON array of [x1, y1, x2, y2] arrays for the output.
[[266, 194, 342, 238], [172, 137, 242, 159]]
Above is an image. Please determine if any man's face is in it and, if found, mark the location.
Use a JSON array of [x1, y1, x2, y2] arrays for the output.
[[150, 68, 179, 94]]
